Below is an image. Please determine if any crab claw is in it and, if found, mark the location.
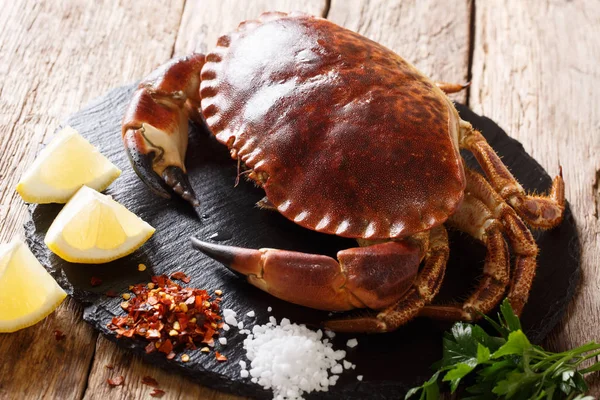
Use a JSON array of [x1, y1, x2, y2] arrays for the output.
[[191, 237, 421, 313], [121, 54, 205, 208], [122, 127, 171, 199]]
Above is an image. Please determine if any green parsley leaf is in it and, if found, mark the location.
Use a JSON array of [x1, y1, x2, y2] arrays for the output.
[[492, 330, 532, 359], [443, 359, 478, 392], [499, 299, 521, 332]]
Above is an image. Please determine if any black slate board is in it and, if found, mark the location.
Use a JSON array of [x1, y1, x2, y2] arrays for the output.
[[24, 84, 580, 399]]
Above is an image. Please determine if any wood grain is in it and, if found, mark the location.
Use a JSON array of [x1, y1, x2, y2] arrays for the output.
[[172, 0, 328, 56], [469, 0, 600, 393], [0, 0, 185, 398]]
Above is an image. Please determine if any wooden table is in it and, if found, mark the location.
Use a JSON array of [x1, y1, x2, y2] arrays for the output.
[[1, 1, 598, 398]]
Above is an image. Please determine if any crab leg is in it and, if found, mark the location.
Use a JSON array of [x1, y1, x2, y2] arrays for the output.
[[420, 194, 510, 321], [460, 121, 565, 229], [122, 54, 205, 205], [435, 81, 470, 94], [463, 168, 538, 315], [190, 238, 423, 314], [421, 168, 537, 320]]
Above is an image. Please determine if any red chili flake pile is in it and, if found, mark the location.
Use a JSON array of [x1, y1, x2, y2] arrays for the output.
[[90, 276, 103, 287], [107, 275, 222, 359], [170, 271, 191, 284], [107, 375, 124, 387], [150, 388, 166, 398], [53, 330, 66, 341], [141, 376, 159, 387]]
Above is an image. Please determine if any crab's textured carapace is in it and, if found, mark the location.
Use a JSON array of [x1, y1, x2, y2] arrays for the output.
[[122, 12, 565, 332]]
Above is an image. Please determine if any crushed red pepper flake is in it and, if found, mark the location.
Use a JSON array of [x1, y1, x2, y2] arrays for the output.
[[105, 290, 118, 297], [90, 276, 103, 287], [105, 364, 114, 370], [53, 330, 66, 341], [158, 339, 173, 354], [141, 376, 159, 387], [145, 342, 156, 354], [107, 275, 222, 360], [170, 271, 191, 284], [215, 352, 227, 362], [107, 375, 124, 387], [150, 388, 166, 398]]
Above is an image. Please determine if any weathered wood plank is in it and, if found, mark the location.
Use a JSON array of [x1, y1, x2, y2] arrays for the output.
[[0, 295, 96, 399], [173, 0, 329, 56], [327, 0, 471, 104], [0, 0, 185, 398], [469, 0, 600, 393]]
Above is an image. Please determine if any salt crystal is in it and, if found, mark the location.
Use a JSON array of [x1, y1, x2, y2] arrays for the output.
[[223, 309, 237, 318], [239, 360, 247, 369], [224, 315, 238, 326], [247, 310, 255, 317], [357, 375, 363, 381], [324, 330, 335, 339], [269, 316, 277, 324], [238, 321, 244, 329], [343, 360, 352, 370], [222, 323, 230, 331], [240, 370, 249, 378], [267, 306, 272, 312], [346, 338, 358, 348], [331, 364, 343, 374], [219, 337, 227, 345]]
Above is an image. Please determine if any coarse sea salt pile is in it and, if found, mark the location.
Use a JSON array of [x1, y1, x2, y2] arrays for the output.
[[223, 308, 353, 400]]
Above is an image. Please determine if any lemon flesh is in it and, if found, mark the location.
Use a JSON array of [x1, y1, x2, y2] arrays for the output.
[[16, 126, 121, 204], [44, 186, 155, 263], [0, 240, 67, 333]]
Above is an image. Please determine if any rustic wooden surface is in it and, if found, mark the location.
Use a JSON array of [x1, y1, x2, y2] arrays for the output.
[[0, 0, 597, 399]]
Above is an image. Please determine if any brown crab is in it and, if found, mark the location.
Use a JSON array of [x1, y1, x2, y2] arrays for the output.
[[122, 12, 565, 333]]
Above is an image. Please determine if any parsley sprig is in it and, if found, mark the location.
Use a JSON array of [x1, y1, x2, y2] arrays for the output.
[[407, 299, 600, 399]]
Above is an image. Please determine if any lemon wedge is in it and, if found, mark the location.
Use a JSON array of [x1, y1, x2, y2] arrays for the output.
[[16, 126, 121, 204], [44, 186, 155, 263], [0, 239, 67, 333]]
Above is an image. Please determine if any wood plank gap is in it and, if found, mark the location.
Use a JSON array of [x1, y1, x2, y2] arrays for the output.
[[593, 168, 600, 219], [170, 0, 187, 58], [465, 0, 475, 106], [321, 0, 331, 18], [80, 335, 100, 400]]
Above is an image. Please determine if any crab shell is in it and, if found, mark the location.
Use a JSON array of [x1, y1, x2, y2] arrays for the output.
[[199, 12, 466, 240]]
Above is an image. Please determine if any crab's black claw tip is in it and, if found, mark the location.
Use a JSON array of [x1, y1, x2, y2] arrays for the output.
[[191, 238, 237, 266], [190, 238, 262, 276], [163, 166, 200, 208], [123, 131, 171, 199]]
